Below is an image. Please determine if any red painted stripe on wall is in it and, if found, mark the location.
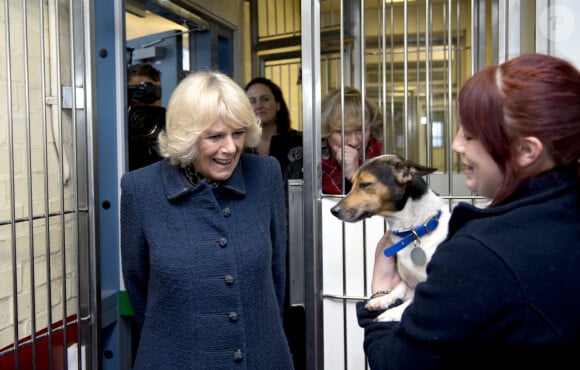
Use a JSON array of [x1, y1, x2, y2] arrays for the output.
[[0, 316, 78, 370]]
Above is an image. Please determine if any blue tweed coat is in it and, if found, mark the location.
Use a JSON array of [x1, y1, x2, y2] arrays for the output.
[[121, 154, 294, 369]]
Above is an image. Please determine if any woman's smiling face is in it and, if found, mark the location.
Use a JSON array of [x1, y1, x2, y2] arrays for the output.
[[452, 126, 504, 198], [193, 119, 246, 181], [246, 83, 279, 126]]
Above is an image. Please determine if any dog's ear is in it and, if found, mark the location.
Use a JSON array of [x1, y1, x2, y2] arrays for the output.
[[395, 160, 437, 184]]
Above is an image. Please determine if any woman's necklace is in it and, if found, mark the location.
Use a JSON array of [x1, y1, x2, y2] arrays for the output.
[[182, 165, 221, 188]]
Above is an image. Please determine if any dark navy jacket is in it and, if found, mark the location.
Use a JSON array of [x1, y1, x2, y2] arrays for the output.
[[357, 165, 580, 369], [121, 154, 294, 369]]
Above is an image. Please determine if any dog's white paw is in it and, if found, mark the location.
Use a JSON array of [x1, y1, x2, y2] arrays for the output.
[[365, 293, 412, 322], [365, 293, 401, 311], [375, 303, 407, 322]]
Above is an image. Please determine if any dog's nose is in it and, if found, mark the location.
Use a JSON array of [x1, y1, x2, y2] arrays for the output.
[[330, 205, 341, 217]]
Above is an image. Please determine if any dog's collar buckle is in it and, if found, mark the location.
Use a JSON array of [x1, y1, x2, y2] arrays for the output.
[[422, 212, 441, 234], [384, 210, 443, 258]]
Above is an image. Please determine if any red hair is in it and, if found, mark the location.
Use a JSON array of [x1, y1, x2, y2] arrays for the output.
[[458, 53, 580, 205]]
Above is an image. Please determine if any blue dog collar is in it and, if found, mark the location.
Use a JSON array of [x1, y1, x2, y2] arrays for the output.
[[384, 210, 443, 257]]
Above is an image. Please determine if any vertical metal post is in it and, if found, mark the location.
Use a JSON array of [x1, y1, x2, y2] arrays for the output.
[[94, 0, 130, 369], [301, 1, 323, 369]]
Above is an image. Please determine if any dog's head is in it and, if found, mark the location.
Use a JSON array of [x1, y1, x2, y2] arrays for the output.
[[330, 154, 437, 222]]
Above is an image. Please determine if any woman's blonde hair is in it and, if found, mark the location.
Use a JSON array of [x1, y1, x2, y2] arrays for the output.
[[320, 87, 382, 157], [158, 71, 262, 167]]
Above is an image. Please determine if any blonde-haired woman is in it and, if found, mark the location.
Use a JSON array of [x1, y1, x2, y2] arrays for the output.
[[321, 87, 383, 194], [121, 71, 294, 370]]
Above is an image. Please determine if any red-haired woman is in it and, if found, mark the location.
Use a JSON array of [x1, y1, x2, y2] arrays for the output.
[[358, 53, 580, 369]]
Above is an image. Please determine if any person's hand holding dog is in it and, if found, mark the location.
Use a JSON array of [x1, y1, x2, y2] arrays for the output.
[[371, 232, 400, 297], [357, 232, 401, 338]]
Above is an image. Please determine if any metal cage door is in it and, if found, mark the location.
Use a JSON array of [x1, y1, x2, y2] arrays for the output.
[[0, 0, 99, 369]]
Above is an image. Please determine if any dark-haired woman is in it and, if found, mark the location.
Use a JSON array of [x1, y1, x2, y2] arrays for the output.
[[245, 77, 303, 181]]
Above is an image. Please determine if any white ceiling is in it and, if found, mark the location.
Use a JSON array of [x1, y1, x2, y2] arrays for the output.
[[126, 10, 187, 41]]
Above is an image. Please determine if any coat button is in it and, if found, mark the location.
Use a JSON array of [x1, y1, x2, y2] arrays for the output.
[[233, 349, 243, 362], [223, 207, 231, 217], [228, 311, 238, 322], [224, 274, 234, 285], [218, 237, 227, 248]]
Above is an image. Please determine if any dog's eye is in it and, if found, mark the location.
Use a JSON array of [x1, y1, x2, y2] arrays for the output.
[[359, 182, 372, 190]]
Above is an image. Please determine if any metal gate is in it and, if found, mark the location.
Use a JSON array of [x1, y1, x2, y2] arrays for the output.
[[297, 1, 568, 370], [0, 0, 98, 369], [252, 0, 560, 369]]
